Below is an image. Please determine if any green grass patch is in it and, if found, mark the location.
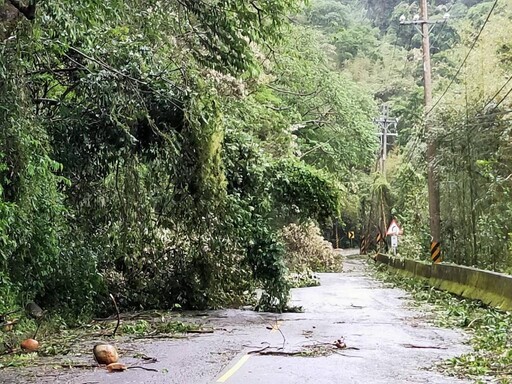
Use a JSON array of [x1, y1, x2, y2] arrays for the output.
[[0, 312, 203, 369]]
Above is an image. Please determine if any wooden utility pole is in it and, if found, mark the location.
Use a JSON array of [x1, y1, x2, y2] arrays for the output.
[[375, 104, 398, 250], [401, 1, 442, 262], [419, 0, 441, 260]]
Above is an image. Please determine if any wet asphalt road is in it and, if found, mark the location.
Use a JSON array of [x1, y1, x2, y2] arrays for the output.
[[4, 251, 471, 383], [215, 255, 470, 384]]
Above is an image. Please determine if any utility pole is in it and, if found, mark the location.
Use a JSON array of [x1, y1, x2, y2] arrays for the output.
[[375, 104, 398, 175], [400, 1, 446, 263], [375, 104, 398, 248], [420, 0, 441, 262]]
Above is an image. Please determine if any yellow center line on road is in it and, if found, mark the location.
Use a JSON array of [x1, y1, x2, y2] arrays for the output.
[[216, 321, 283, 382], [216, 354, 251, 383]]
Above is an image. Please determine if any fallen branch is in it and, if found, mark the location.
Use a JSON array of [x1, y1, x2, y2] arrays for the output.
[[0, 320, 18, 328], [94, 310, 166, 322], [256, 350, 302, 356], [109, 294, 120, 338], [185, 329, 214, 334], [333, 351, 364, 358], [466, 316, 482, 329], [402, 343, 447, 350], [134, 334, 188, 340], [48, 362, 158, 372], [0, 309, 22, 321], [248, 345, 271, 355], [54, 363, 99, 369], [127, 366, 159, 372], [33, 321, 42, 339], [268, 318, 286, 349], [277, 325, 286, 350], [138, 355, 158, 364]]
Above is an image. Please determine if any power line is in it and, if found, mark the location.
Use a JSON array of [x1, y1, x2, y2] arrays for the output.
[[492, 83, 512, 111], [481, 76, 512, 112], [401, 1, 504, 167], [475, 109, 512, 119], [387, 26, 400, 79], [435, 114, 512, 143], [391, 26, 400, 60], [429, 20, 448, 52], [403, 107, 512, 161], [429, 3, 454, 52], [436, 120, 512, 147], [403, 135, 423, 165], [439, 76, 512, 141], [426, 0, 498, 117], [401, 33, 415, 77], [436, 76, 512, 136], [401, 118, 512, 161]]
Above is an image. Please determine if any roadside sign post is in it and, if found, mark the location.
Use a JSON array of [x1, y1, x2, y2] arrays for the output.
[[348, 231, 355, 248], [386, 219, 403, 256], [391, 235, 398, 256]]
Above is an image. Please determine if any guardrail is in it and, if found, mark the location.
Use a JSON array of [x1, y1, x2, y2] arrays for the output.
[[375, 253, 512, 311]]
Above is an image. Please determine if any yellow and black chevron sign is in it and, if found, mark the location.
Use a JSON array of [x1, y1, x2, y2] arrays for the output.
[[360, 236, 369, 254], [348, 231, 355, 240], [431, 241, 441, 264]]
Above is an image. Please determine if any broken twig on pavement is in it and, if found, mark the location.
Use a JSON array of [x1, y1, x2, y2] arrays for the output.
[[109, 294, 120, 338], [402, 343, 447, 350]]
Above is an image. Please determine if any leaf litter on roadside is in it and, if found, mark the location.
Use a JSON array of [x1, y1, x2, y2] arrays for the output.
[[0, 310, 212, 374]]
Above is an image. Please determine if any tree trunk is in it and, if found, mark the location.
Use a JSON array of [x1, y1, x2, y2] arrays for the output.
[[0, 2, 21, 41]]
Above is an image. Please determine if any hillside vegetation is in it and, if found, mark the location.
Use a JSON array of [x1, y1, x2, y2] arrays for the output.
[[0, 0, 376, 315], [1, 0, 511, 318]]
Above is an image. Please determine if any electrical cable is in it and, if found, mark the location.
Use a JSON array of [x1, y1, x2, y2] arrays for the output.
[[492, 83, 512, 112], [435, 116, 512, 143], [429, 19, 447, 53], [396, 2, 503, 167], [433, 77, 512, 143], [386, 26, 400, 79], [401, 32, 415, 77], [426, 0, 498, 117], [429, 3, 454, 52], [391, 25, 400, 59], [480, 76, 512, 112], [404, 108, 512, 161], [403, 1, 502, 163]]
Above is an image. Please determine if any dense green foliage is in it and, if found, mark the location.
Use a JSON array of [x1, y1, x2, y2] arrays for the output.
[[393, 0, 512, 269], [0, 0, 376, 315], [319, 0, 512, 271], [4, 0, 509, 322]]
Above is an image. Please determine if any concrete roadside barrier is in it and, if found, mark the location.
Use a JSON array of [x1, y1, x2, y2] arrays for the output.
[[375, 253, 512, 311]]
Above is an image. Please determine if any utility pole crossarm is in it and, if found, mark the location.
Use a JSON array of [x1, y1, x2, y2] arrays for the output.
[[400, 19, 446, 25], [375, 105, 398, 174]]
